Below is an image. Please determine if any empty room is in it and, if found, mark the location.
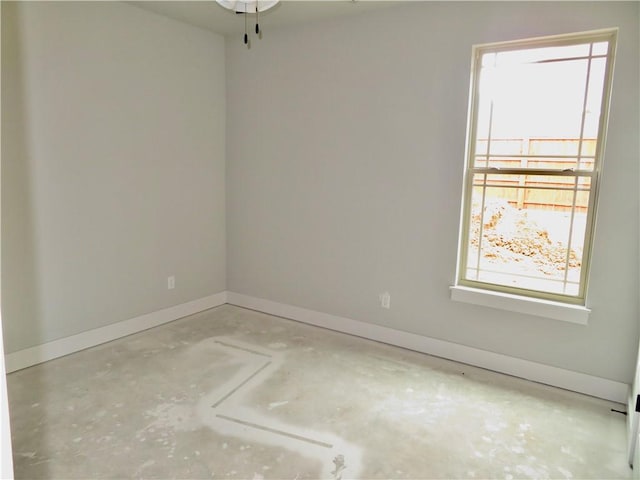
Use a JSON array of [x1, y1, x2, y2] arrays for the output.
[[1, 1, 640, 478]]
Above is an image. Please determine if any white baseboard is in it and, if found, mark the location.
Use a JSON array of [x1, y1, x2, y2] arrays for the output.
[[6, 290, 628, 404], [226, 292, 629, 404], [5, 292, 228, 373]]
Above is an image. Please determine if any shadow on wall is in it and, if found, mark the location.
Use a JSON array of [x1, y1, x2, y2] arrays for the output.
[[2, 3, 49, 475], [2, 2, 44, 351], [1, 2, 44, 353]]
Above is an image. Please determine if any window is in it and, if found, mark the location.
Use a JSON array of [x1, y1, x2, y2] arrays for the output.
[[456, 29, 617, 306]]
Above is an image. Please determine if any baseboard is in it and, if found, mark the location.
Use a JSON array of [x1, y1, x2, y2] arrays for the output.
[[226, 292, 629, 404], [628, 389, 639, 465], [6, 290, 628, 404], [5, 292, 228, 373]]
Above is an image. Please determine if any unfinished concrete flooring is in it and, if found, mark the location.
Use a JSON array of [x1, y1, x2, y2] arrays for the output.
[[7, 305, 631, 479]]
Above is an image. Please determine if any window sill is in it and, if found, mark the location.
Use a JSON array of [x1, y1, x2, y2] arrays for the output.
[[449, 286, 590, 325]]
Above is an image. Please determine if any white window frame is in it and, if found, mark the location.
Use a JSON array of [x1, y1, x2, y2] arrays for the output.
[[453, 29, 617, 320]]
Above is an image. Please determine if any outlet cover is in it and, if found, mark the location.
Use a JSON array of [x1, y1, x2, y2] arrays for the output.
[[380, 292, 391, 309]]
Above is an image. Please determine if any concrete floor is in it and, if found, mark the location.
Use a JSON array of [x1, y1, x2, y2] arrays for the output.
[[7, 304, 631, 479]]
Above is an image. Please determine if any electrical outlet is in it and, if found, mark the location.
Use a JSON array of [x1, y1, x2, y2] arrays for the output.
[[168, 276, 175, 290], [380, 291, 391, 309]]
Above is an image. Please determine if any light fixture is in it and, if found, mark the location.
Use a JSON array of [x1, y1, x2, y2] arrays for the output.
[[216, 0, 280, 48]]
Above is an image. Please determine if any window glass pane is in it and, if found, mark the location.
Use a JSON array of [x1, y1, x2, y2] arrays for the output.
[[578, 152, 598, 172], [473, 174, 590, 206], [582, 57, 607, 150], [481, 52, 496, 67], [523, 155, 583, 171], [592, 41, 609, 56], [482, 59, 588, 144], [465, 174, 590, 294], [474, 125, 490, 157], [568, 193, 590, 290], [495, 44, 590, 66], [466, 185, 485, 281], [528, 139, 580, 158], [474, 72, 493, 157]]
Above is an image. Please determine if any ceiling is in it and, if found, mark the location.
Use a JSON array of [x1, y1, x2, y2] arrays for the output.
[[128, 1, 399, 37]]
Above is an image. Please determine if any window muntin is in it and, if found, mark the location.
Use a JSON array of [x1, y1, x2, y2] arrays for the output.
[[458, 30, 616, 304]]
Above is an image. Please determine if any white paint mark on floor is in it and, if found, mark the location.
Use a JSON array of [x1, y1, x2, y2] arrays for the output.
[[132, 336, 363, 478], [16, 452, 36, 459], [485, 420, 508, 432], [561, 445, 585, 463], [515, 464, 548, 478], [557, 466, 573, 479]]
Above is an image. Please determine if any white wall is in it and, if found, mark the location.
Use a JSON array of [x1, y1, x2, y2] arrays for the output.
[[2, 0, 638, 388], [227, 1, 640, 383], [1, 1, 226, 353]]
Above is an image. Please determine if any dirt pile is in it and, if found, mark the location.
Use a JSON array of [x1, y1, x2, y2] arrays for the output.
[[470, 200, 582, 277]]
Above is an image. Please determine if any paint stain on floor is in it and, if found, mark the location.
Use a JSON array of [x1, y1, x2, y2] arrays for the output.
[[7, 305, 631, 479]]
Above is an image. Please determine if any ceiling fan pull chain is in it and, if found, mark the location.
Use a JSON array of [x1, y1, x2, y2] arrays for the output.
[[244, 11, 248, 46], [255, 3, 260, 35], [216, 0, 279, 47]]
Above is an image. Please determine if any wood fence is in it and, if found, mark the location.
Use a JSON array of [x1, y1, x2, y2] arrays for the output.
[[474, 138, 597, 213]]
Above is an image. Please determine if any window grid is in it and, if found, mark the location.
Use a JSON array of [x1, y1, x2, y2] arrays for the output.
[[457, 29, 617, 304]]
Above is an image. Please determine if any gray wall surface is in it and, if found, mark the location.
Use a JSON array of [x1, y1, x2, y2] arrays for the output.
[[2, 1, 638, 385], [226, 2, 640, 382], [2, 2, 227, 353]]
